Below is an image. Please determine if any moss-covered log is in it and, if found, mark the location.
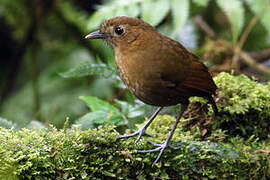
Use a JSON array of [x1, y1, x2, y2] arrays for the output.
[[187, 72, 270, 139], [0, 121, 269, 179]]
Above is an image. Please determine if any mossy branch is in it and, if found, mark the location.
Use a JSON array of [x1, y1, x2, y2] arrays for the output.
[[0, 123, 269, 179]]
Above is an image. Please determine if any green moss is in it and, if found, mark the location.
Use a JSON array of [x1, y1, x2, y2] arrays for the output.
[[215, 72, 270, 114], [189, 72, 270, 139], [0, 121, 269, 179], [215, 73, 270, 139]]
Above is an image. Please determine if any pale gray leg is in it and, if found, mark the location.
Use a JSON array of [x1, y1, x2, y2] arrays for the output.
[[138, 104, 188, 166], [117, 107, 163, 144]]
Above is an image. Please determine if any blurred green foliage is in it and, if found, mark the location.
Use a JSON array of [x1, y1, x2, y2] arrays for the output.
[[78, 96, 127, 127], [0, 0, 270, 130], [87, 0, 270, 41]]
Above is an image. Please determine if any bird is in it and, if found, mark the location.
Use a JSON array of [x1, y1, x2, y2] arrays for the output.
[[85, 16, 218, 165]]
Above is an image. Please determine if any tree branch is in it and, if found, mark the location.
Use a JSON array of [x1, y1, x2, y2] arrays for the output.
[[194, 15, 216, 39], [240, 51, 270, 76]]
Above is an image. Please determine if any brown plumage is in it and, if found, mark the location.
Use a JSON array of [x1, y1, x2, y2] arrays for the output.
[[85, 16, 217, 165]]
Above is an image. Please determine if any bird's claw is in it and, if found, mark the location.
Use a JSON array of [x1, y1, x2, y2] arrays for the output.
[[135, 131, 152, 144], [146, 140, 181, 150], [117, 128, 152, 145], [137, 143, 167, 165], [137, 140, 182, 165]]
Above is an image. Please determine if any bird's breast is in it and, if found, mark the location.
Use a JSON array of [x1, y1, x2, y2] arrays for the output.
[[115, 52, 151, 93], [115, 50, 182, 106]]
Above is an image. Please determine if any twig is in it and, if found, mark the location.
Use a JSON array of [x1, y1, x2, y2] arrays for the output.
[[240, 51, 270, 76], [237, 16, 259, 50], [249, 49, 270, 61], [194, 15, 216, 39], [194, 13, 270, 77], [239, 49, 270, 70], [231, 15, 258, 70]]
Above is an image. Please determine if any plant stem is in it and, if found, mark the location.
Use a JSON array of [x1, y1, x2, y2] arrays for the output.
[[231, 15, 258, 71]]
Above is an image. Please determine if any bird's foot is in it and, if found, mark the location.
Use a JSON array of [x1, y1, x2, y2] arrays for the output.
[[137, 140, 182, 165], [117, 107, 163, 144], [117, 128, 152, 144]]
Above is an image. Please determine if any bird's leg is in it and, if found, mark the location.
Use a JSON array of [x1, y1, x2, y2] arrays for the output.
[[117, 107, 163, 144], [138, 104, 188, 165]]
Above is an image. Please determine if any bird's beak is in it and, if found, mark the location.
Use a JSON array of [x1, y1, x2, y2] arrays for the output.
[[85, 31, 108, 39]]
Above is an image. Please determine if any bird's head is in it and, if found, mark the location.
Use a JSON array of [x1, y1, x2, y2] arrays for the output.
[[85, 16, 155, 49]]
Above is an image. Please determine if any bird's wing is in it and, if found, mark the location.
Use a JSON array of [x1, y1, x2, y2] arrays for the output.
[[179, 59, 217, 95], [160, 60, 216, 96], [158, 37, 191, 85], [159, 37, 217, 96]]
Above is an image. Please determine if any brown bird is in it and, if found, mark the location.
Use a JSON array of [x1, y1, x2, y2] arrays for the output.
[[85, 16, 217, 165]]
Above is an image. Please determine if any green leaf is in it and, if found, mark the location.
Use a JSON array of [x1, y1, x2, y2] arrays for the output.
[[87, 0, 142, 30], [141, 0, 170, 26], [60, 2, 88, 32], [171, 0, 190, 36], [80, 96, 118, 112], [193, 0, 210, 7], [79, 96, 126, 126], [87, 5, 117, 31], [76, 111, 104, 129], [114, 100, 145, 118], [87, 11, 106, 31], [59, 62, 116, 79], [217, 0, 244, 43], [126, 2, 140, 17], [246, 0, 270, 34], [128, 105, 145, 118], [114, 6, 128, 17]]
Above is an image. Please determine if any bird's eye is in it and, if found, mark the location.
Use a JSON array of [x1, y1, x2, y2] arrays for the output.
[[114, 26, 124, 36]]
